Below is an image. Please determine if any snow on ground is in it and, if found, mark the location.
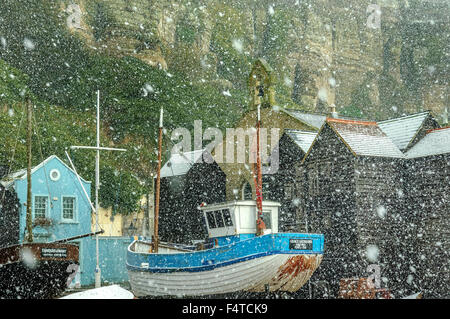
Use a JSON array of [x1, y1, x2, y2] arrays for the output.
[[402, 292, 423, 299], [60, 285, 134, 299]]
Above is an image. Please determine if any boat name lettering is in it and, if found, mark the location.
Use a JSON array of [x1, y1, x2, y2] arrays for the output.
[[289, 239, 313, 250]]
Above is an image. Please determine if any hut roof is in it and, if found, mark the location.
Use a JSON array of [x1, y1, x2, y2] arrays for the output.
[[0, 155, 90, 188], [406, 127, 450, 158], [327, 118, 405, 158], [282, 109, 327, 130], [284, 130, 318, 153], [160, 149, 214, 178], [378, 111, 431, 151]]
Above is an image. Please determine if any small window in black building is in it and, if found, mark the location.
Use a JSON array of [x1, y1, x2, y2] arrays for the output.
[[222, 209, 233, 226], [214, 210, 225, 228], [206, 211, 216, 228], [242, 182, 252, 200]]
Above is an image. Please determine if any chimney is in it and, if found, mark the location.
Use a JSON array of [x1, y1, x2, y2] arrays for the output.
[[329, 104, 338, 119]]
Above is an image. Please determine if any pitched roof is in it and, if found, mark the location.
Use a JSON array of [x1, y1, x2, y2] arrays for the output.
[[284, 130, 318, 153], [0, 155, 90, 188], [406, 127, 450, 158], [281, 109, 327, 130], [327, 118, 405, 158], [160, 149, 214, 178], [377, 111, 431, 151]]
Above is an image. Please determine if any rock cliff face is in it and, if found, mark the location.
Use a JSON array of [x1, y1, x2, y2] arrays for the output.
[[63, 0, 448, 121]]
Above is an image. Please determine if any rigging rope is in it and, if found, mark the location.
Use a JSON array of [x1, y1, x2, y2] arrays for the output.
[[32, 112, 54, 208]]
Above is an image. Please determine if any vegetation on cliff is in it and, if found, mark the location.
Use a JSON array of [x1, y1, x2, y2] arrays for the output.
[[0, 0, 448, 214]]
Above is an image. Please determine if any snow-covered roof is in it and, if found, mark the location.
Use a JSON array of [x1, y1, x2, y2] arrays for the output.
[[327, 118, 405, 158], [160, 149, 213, 178], [406, 127, 450, 159], [282, 109, 327, 130], [285, 130, 318, 153], [378, 111, 430, 151], [0, 155, 90, 188]]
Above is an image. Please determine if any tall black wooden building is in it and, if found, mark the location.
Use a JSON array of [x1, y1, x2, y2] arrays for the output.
[[404, 127, 450, 298], [263, 130, 317, 232], [0, 173, 20, 247], [157, 149, 226, 244], [298, 118, 410, 297], [265, 111, 447, 298]]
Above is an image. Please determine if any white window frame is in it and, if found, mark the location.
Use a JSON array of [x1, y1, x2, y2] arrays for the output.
[[49, 168, 61, 182], [61, 195, 77, 222], [33, 195, 49, 219]]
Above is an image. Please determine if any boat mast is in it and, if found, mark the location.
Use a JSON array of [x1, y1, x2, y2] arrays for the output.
[[255, 86, 265, 236], [153, 108, 163, 253], [25, 98, 33, 243]]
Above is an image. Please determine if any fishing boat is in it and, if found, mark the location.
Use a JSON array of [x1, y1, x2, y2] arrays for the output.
[[127, 92, 324, 297], [127, 200, 324, 297], [0, 98, 99, 299]]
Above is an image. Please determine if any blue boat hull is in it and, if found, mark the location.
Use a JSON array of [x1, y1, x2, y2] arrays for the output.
[[127, 233, 324, 297]]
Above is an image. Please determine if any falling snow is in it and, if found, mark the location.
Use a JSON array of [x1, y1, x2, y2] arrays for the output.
[[0, 0, 448, 301]]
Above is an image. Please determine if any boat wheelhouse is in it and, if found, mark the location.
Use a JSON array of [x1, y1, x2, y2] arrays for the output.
[[201, 200, 280, 241]]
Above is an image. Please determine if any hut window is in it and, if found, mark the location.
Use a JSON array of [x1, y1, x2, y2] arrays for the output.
[[34, 196, 48, 219], [214, 210, 225, 228], [62, 197, 76, 221], [242, 182, 252, 200], [49, 169, 61, 181], [308, 164, 319, 195], [222, 209, 233, 226], [206, 211, 217, 228]]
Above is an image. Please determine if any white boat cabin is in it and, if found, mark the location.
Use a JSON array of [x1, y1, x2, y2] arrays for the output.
[[199, 200, 280, 238]]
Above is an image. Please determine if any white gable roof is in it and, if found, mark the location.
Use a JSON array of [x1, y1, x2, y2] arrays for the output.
[[160, 149, 214, 178], [378, 111, 430, 151], [406, 127, 450, 158], [327, 119, 405, 158], [285, 130, 318, 153], [1, 155, 90, 188]]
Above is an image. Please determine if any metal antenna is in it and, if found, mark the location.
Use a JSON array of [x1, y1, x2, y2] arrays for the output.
[[70, 90, 126, 288]]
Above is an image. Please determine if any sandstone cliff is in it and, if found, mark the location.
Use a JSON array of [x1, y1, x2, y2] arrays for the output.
[[60, 0, 448, 121]]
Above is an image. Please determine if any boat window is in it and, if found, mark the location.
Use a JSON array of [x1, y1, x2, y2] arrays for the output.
[[262, 210, 272, 229], [222, 209, 233, 226], [214, 210, 225, 228], [206, 211, 217, 228]]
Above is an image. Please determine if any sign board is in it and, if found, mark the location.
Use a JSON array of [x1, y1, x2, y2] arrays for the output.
[[41, 248, 68, 258], [289, 238, 313, 250]]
